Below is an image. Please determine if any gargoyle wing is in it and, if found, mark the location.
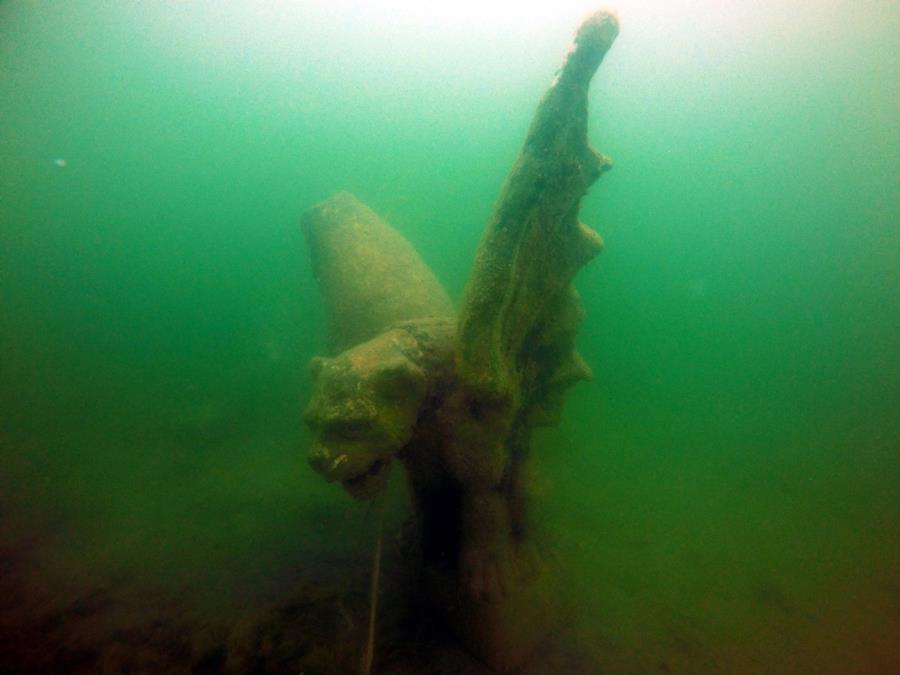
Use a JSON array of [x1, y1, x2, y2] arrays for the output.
[[302, 191, 454, 354], [455, 10, 619, 419]]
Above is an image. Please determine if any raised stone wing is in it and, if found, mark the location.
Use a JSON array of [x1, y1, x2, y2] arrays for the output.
[[302, 191, 454, 354], [455, 10, 619, 418]]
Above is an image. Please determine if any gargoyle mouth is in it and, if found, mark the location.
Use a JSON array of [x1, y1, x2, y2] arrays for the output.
[[341, 458, 390, 500]]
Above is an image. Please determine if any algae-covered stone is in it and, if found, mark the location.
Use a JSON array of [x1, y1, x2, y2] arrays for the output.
[[301, 191, 454, 354], [304, 319, 454, 501], [300, 9, 621, 672]]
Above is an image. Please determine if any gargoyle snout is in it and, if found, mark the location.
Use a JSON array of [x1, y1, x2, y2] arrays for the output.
[[308, 441, 358, 482], [308, 442, 332, 477]]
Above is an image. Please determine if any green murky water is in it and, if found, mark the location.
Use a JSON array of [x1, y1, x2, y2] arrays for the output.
[[1, 1, 897, 672]]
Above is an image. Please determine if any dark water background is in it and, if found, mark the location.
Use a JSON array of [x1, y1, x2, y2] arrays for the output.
[[1, 1, 898, 672]]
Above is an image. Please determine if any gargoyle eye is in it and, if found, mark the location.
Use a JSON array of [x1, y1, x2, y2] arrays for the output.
[[335, 419, 372, 436], [372, 359, 426, 398]]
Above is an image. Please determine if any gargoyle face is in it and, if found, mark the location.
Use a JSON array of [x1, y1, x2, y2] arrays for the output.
[[303, 331, 427, 500]]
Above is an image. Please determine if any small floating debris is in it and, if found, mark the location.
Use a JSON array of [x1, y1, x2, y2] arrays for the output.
[[687, 278, 708, 298], [53, 158, 67, 168]]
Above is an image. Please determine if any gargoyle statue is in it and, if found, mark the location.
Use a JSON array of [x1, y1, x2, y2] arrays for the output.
[[300, 8, 619, 670]]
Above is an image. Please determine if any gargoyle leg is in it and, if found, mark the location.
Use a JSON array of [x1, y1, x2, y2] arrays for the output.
[[460, 489, 515, 602]]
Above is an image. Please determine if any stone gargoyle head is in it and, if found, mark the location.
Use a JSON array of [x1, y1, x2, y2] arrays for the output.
[[303, 326, 428, 499]]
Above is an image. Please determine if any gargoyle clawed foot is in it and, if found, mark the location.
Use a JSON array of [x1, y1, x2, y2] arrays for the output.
[[460, 536, 551, 603], [461, 543, 516, 604]]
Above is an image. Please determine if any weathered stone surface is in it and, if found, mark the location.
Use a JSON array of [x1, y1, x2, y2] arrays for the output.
[[304, 318, 455, 501], [302, 9, 620, 671], [442, 6, 618, 610], [455, 8, 616, 411], [301, 191, 454, 355]]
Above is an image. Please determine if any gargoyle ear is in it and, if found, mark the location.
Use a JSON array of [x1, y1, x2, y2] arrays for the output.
[[372, 358, 426, 399], [309, 356, 329, 381]]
